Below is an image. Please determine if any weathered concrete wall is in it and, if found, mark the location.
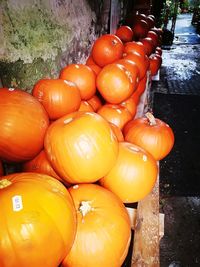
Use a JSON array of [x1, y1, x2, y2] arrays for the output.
[[0, 0, 110, 92]]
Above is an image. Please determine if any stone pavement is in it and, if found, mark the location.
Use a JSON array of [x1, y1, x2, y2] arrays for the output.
[[153, 13, 200, 96], [151, 13, 200, 267]]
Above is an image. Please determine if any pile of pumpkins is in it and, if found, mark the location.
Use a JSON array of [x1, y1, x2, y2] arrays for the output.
[[0, 12, 174, 267]]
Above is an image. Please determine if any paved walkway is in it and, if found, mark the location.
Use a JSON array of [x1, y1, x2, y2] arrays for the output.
[[152, 13, 200, 267], [153, 13, 200, 96]]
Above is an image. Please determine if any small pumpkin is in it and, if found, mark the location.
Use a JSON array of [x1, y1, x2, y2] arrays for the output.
[[32, 79, 81, 120], [100, 142, 158, 203], [96, 63, 135, 104], [97, 104, 132, 130], [62, 183, 131, 267], [124, 112, 175, 160], [91, 34, 124, 67], [59, 64, 96, 100]]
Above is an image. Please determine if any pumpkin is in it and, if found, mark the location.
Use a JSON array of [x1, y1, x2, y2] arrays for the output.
[[131, 89, 141, 106], [86, 63, 102, 76], [97, 104, 132, 130], [0, 88, 49, 162], [109, 122, 125, 142], [44, 112, 118, 184], [100, 142, 158, 203], [0, 172, 76, 267], [132, 19, 149, 40], [114, 58, 140, 91], [155, 46, 162, 56], [136, 73, 148, 96], [78, 100, 94, 112], [115, 25, 134, 43], [87, 94, 102, 112], [120, 95, 137, 117], [149, 54, 162, 76], [22, 150, 63, 183], [59, 64, 96, 100], [124, 112, 175, 160], [96, 63, 135, 104], [62, 183, 131, 267], [140, 37, 155, 56], [123, 41, 146, 58], [85, 55, 96, 65], [32, 79, 81, 120], [123, 51, 148, 80], [147, 30, 159, 47], [91, 34, 124, 67], [146, 16, 155, 29]]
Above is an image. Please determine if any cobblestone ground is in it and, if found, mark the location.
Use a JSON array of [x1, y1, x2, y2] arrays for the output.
[[152, 44, 200, 95], [152, 13, 200, 267]]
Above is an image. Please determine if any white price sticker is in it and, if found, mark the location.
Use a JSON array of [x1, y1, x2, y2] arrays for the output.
[[12, 195, 23, 212]]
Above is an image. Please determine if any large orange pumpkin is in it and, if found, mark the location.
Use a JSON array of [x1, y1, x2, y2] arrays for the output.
[[96, 63, 135, 104], [44, 112, 118, 184], [100, 142, 158, 203], [0, 172, 76, 267], [32, 79, 81, 120], [91, 34, 124, 67], [124, 112, 175, 160], [0, 88, 49, 162], [62, 183, 131, 267], [59, 64, 96, 100]]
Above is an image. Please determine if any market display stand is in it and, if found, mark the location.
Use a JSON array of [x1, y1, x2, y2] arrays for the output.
[[126, 72, 164, 266]]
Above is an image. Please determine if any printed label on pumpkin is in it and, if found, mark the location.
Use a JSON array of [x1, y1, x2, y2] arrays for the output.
[[12, 195, 23, 212]]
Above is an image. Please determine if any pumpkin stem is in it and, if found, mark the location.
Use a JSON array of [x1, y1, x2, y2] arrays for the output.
[[0, 179, 12, 189], [145, 112, 157, 126], [79, 201, 93, 217]]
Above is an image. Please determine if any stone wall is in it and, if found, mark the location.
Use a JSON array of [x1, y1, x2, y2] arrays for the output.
[[0, 0, 112, 92]]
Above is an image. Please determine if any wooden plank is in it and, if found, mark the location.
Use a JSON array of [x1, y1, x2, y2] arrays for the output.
[[131, 175, 160, 266], [126, 207, 164, 240]]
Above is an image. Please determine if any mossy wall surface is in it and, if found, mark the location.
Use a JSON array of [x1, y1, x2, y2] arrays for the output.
[[0, 0, 104, 92]]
